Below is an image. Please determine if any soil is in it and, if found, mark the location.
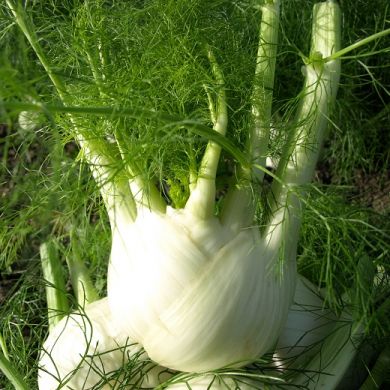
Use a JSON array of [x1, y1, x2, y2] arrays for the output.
[[353, 168, 390, 213]]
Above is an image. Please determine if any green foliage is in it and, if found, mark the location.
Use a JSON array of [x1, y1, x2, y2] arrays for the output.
[[298, 187, 390, 336]]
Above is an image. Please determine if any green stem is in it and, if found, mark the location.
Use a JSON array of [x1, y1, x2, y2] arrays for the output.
[[114, 131, 167, 214], [40, 240, 70, 331], [5, 0, 66, 95], [66, 229, 99, 307], [0, 333, 9, 360], [268, 0, 341, 224], [84, 46, 106, 96], [221, 0, 280, 230], [185, 48, 227, 219], [326, 27, 390, 61], [82, 38, 159, 217], [204, 84, 217, 124], [0, 352, 29, 390], [249, 0, 280, 182], [85, 148, 138, 224], [97, 37, 108, 80], [5, 0, 137, 222], [81, 39, 142, 219]]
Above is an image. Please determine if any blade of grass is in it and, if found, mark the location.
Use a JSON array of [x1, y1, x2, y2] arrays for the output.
[[66, 229, 99, 307], [0, 351, 29, 390], [40, 239, 70, 331]]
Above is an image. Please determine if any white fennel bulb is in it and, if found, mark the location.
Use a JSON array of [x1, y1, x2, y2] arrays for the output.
[[38, 298, 169, 389], [108, 205, 297, 372]]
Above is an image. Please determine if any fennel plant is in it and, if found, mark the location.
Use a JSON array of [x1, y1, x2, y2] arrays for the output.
[[0, 0, 389, 389]]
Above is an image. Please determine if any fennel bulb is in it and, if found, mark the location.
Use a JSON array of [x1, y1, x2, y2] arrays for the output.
[[38, 298, 169, 389], [108, 205, 297, 372]]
